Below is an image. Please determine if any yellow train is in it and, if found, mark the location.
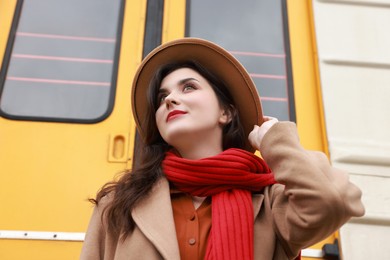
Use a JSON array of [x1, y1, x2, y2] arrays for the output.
[[0, 0, 337, 259]]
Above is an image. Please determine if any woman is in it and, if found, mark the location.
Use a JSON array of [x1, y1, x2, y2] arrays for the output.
[[80, 38, 364, 260]]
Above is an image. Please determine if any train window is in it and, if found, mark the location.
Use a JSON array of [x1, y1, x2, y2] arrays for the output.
[[0, 0, 125, 123], [186, 0, 295, 121]]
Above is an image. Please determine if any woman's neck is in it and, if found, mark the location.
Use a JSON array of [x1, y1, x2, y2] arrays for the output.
[[192, 196, 206, 209], [176, 145, 223, 160]]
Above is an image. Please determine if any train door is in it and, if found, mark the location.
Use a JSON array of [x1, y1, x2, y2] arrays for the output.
[[0, 0, 146, 259], [160, 0, 337, 259], [0, 0, 340, 259]]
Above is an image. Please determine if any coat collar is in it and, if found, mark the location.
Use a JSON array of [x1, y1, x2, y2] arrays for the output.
[[131, 177, 265, 259], [252, 193, 264, 218], [131, 177, 180, 260]]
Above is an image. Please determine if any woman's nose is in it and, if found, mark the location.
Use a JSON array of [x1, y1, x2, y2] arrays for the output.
[[165, 93, 179, 108]]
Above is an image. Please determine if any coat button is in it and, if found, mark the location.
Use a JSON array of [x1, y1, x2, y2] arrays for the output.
[[188, 238, 196, 245]]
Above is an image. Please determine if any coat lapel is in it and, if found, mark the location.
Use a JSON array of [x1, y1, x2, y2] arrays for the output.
[[131, 177, 180, 260], [131, 177, 265, 259], [252, 193, 264, 219]]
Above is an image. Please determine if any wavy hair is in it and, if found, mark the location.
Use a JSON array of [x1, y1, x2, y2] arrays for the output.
[[91, 60, 245, 238]]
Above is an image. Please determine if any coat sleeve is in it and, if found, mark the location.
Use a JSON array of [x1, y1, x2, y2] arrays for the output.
[[259, 122, 365, 257], [80, 201, 107, 260]]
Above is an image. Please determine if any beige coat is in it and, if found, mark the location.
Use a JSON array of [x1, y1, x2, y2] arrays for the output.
[[80, 122, 364, 260]]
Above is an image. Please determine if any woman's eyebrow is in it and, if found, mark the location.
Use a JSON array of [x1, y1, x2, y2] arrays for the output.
[[178, 77, 199, 85], [159, 77, 200, 93]]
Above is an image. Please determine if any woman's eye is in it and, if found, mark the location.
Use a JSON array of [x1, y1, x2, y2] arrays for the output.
[[183, 84, 196, 91], [157, 94, 167, 105]]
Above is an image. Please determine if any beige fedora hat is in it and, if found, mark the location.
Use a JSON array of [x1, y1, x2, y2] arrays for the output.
[[131, 37, 263, 152]]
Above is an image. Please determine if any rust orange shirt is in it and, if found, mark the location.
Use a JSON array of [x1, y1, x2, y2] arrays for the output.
[[171, 192, 211, 260]]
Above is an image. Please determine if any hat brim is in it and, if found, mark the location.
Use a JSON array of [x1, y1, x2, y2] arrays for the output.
[[131, 38, 263, 152]]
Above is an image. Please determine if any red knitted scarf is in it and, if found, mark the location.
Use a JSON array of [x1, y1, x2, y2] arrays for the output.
[[162, 148, 277, 260]]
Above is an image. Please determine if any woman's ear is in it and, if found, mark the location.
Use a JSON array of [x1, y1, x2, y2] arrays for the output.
[[219, 106, 233, 125]]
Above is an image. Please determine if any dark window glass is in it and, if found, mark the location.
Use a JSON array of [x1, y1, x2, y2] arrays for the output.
[[0, 0, 125, 122], [186, 0, 295, 121]]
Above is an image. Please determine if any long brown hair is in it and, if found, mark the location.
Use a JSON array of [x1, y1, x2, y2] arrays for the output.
[[92, 60, 245, 238]]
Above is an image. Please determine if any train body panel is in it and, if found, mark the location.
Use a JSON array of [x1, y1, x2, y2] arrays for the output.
[[2, 0, 384, 259]]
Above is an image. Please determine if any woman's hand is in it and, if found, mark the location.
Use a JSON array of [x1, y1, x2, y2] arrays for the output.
[[248, 116, 279, 150]]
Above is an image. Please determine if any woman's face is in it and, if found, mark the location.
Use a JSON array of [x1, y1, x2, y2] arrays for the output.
[[155, 68, 230, 154]]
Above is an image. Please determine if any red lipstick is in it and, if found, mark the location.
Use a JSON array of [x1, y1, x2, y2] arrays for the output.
[[167, 110, 187, 122]]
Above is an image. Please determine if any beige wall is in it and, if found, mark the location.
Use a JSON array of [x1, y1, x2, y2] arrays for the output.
[[312, 0, 390, 259]]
